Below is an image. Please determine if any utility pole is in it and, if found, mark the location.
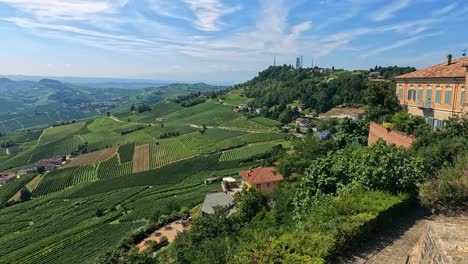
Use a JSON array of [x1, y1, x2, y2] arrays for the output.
[[274, 56, 276, 66]]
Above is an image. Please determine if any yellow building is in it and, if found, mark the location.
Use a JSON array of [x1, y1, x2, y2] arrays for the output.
[[394, 55, 468, 128]]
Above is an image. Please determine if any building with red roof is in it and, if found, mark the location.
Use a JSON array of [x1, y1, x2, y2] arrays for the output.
[[394, 55, 467, 128], [239, 167, 284, 192]]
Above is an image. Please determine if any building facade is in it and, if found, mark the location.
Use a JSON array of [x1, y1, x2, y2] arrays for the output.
[[240, 167, 284, 192], [394, 55, 468, 128]]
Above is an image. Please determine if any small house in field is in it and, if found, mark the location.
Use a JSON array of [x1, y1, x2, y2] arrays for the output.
[[255, 108, 263, 115], [295, 117, 310, 127], [240, 167, 284, 192], [201, 192, 235, 215], [297, 104, 306, 112], [0, 172, 17, 186], [237, 104, 248, 110]]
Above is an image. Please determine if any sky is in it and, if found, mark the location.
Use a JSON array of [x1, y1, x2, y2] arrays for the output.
[[0, 0, 467, 84]]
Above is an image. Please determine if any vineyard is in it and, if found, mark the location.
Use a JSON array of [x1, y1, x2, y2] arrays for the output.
[[29, 136, 83, 164], [149, 138, 194, 169], [118, 143, 134, 163], [219, 142, 280, 162], [63, 148, 117, 168], [39, 122, 84, 143], [0, 94, 294, 263], [178, 132, 220, 154], [97, 155, 133, 179], [132, 144, 150, 173]]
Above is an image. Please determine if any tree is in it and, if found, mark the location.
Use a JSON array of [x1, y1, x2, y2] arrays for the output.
[[20, 188, 31, 202], [234, 189, 268, 221], [37, 166, 45, 174], [130, 104, 136, 112], [106, 112, 111, 117], [333, 118, 369, 148], [366, 81, 401, 122], [95, 207, 104, 217]]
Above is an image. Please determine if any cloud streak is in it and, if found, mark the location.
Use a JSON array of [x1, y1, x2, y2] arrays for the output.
[[0, 0, 127, 20], [370, 0, 409, 21], [183, 0, 240, 31]]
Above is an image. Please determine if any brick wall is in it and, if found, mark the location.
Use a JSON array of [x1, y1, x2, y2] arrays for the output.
[[368, 121, 415, 148]]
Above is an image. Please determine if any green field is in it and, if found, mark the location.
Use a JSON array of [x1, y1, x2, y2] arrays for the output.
[[0, 95, 291, 263]]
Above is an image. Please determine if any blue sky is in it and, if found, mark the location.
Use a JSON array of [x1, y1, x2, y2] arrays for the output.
[[0, 0, 467, 84]]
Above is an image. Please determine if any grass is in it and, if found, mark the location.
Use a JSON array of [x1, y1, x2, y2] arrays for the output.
[[40, 122, 85, 143], [118, 143, 135, 163]]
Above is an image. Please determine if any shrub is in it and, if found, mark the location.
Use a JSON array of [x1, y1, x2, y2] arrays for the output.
[[419, 153, 468, 215]]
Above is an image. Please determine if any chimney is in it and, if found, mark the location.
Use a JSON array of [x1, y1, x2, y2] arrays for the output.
[[446, 54, 452, 65]]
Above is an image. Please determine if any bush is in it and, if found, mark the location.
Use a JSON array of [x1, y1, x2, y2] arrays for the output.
[[419, 153, 468, 215]]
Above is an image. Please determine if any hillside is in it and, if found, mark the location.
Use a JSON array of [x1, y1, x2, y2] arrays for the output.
[[0, 79, 224, 132], [0, 94, 290, 263]]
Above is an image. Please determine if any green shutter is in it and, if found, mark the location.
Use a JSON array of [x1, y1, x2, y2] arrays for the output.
[[461, 91, 465, 106], [435, 90, 441, 104], [445, 90, 452, 104], [417, 89, 423, 102], [398, 89, 403, 99]]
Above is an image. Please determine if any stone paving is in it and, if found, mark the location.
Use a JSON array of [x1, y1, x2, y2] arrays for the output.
[[341, 208, 430, 264]]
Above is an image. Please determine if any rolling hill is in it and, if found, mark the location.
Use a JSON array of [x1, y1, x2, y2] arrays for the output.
[[0, 78, 224, 132]]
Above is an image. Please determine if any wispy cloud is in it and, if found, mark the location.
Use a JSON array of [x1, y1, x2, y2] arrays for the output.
[[370, 0, 409, 21], [432, 2, 458, 16], [361, 32, 443, 59], [183, 0, 240, 31], [0, 0, 127, 20]]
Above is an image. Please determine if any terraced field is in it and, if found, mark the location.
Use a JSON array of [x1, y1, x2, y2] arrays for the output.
[[0, 97, 292, 263], [132, 144, 150, 173], [63, 148, 117, 168], [149, 138, 194, 169]]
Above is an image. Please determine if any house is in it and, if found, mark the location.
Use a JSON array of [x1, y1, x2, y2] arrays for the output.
[[255, 108, 263, 115], [0, 172, 17, 186], [18, 156, 64, 175], [295, 117, 310, 127], [239, 167, 284, 192], [204, 176, 221, 185], [297, 104, 306, 112], [394, 54, 467, 128], [238, 104, 248, 110], [201, 192, 235, 215], [314, 131, 332, 141]]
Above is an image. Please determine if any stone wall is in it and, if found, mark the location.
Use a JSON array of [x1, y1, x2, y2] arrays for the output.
[[368, 121, 415, 148], [408, 217, 468, 264]]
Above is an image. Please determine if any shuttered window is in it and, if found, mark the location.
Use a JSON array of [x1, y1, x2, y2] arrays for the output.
[[398, 88, 403, 99], [445, 89, 452, 104], [435, 90, 442, 104], [461, 91, 465, 106], [417, 88, 423, 103]]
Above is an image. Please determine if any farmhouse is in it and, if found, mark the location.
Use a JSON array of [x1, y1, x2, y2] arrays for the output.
[[201, 192, 235, 215], [255, 108, 263, 115], [394, 54, 468, 128], [19, 156, 64, 175], [0, 172, 17, 186], [240, 167, 284, 192], [295, 117, 310, 127]]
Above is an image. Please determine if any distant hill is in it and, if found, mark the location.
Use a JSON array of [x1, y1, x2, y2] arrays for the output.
[[0, 78, 225, 132]]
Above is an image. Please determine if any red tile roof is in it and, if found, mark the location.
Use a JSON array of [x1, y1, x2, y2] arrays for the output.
[[395, 57, 468, 79], [240, 167, 284, 185]]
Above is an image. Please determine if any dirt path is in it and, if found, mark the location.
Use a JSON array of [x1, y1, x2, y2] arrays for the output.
[[341, 207, 430, 264], [109, 116, 149, 126], [137, 221, 187, 252], [133, 144, 150, 173]]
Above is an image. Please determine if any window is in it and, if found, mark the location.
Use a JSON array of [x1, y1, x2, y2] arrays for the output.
[[445, 89, 452, 104], [461, 91, 466, 106], [435, 90, 442, 104], [408, 89, 416, 101], [398, 88, 403, 99], [417, 87, 423, 103]]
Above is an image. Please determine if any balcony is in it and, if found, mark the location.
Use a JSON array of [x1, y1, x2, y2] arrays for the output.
[[417, 101, 434, 109]]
